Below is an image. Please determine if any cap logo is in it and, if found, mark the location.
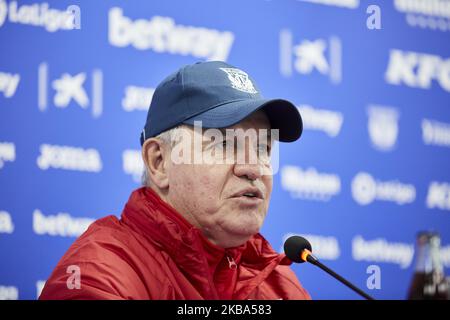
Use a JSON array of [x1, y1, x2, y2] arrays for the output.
[[219, 67, 257, 94]]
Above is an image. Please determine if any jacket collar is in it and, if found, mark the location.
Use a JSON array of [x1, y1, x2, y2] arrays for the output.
[[121, 187, 291, 298]]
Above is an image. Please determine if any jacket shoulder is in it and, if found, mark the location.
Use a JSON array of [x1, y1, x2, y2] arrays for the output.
[[39, 215, 167, 300]]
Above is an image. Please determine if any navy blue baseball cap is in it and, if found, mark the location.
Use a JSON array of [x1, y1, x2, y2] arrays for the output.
[[140, 61, 302, 145]]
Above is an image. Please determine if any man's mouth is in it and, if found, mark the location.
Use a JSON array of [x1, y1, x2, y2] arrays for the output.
[[232, 187, 264, 200]]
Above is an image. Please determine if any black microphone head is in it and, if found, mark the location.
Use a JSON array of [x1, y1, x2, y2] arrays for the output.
[[284, 235, 312, 263]]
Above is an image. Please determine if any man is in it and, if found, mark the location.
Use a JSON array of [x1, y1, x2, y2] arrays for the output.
[[39, 61, 310, 300]]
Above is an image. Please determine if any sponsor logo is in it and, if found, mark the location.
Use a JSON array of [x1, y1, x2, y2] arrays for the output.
[[352, 235, 414, 269], [367, 105, 399, 152], [280, 31, 342, 84], [0, 210, 14, 234], [36, 280, 46, 299], [297, 0, 359, 9], [426, 181, 450, 211], [0, 71, 20, 98], [219, 68, 257, 94], [352, 172, 416, 206], [441, 245, 450, 268], [298, 104, 343, 137], [0, 0, 80, 32], [36, 144, 102, 173], [108, 7, 234, 61], [0, 285, 18, 300], [282, 233, 340, 260], [38, 63, 103, 118], [0, 142, 15, 169], [33, 209, 94, 237], [122, 149, 144, 183], [122, 86, 154, 112], [385, 49, 450, 93], [281, 165, 341, 201], [394, 0, 450, 32], [0, 1, 6, 27], [422, 118, 450, 147]]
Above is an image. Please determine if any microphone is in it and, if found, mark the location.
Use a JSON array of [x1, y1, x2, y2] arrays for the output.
[[284, 235, 375, 300]]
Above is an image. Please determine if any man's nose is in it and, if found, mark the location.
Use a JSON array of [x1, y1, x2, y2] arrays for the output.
[[233, 145, 263, 181]]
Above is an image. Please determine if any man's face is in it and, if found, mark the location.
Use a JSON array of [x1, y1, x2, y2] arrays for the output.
[[165, 110, 273, 248]]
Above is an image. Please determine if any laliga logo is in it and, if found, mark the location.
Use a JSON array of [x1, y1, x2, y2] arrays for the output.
[[367, 105, 399, 152], [0, 0, 7, 28], [351, 172, 376, 206], [352, 172, 416, 206]]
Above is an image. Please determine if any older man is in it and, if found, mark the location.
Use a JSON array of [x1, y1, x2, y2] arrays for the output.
[[39, 61, 310, 300]]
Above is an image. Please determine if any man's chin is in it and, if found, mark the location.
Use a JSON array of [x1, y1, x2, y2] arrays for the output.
[[224, 222, 262, 240]]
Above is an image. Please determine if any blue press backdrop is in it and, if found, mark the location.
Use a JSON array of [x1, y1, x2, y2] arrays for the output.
[[1, 0, 450, 300]]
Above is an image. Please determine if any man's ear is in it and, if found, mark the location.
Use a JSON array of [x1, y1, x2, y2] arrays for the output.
[[142, 138, 170, 189]]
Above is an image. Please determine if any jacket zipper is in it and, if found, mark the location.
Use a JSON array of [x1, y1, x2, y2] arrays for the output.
[[226, 254, 237, 270]]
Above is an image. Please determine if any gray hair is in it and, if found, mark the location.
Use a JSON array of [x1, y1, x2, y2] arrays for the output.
[[141, 125, 187, 187]]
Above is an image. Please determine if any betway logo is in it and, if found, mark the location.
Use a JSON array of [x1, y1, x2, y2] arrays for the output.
[[385, 49, 450, 92], [352, 235, 414, 269], [36, 144, 102, 172], [282, 233, 340, 260], [122, 85, 154, 112], [0, 0, 80, 32], [108, 7, 234, 61], [0, 285, 18, 300], [0, 210, 14, 234], [297, 105, 343, 137], [352, 172, 416, 206], [441, 245, 450, 268], [0, 71, 20, 98], [33, 209, 94, 237], [0, 142, 15, 169], [36, 281, 46, 299], [426, 181, 450, 211], [422, 118, 450, 148], [281, 165, 341, 201], [122, 149, 144, 183]]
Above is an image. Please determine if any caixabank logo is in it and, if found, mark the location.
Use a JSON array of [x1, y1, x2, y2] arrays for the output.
[[279, 30, 342, 84], [37, 63, 103, 118]]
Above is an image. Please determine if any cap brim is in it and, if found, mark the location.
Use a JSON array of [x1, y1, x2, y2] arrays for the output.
[[182, 99, 303, 142]]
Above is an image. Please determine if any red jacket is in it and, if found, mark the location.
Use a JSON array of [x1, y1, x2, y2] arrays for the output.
[[39, 187, 310, 300]]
